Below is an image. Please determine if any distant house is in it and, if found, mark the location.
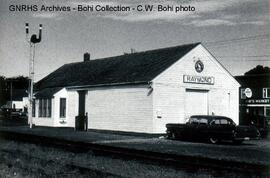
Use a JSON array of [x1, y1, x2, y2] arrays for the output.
[[33, 43, 240, 133], [6, 89, 28, 112], [235, 74, 270, 124]]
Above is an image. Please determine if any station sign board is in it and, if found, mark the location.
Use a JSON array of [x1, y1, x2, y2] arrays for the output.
[[183, 75, 214, 85]]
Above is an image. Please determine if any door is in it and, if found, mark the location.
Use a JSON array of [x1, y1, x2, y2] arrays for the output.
[[185, 89, 208, 119]]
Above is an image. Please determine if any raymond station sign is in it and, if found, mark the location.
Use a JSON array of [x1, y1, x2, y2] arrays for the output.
[[183, 75, 215, 85]]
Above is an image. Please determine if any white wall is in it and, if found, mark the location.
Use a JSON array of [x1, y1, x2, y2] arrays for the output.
[[53, 88, 68, 127], [152, 44, 240, 133], [66, 91, 79, 127], [85, 85, 153, 133], [33, 88, 78, 127]]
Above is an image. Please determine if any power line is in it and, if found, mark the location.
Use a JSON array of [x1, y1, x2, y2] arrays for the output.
[[204, 33, 270, 46], [217, 55, 270, 58]]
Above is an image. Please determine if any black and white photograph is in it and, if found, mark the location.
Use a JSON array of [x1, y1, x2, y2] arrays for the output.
[[0, 0, 270, 177]]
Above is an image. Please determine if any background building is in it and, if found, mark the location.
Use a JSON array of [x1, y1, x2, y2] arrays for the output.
[[0, 76, 29, 111], [235, 65, 270, 125]]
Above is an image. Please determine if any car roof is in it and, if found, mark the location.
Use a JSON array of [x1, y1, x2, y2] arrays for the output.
[[190, 115, 231, 120]]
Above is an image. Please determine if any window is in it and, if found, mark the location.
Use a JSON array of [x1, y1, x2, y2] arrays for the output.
[[60, 98, 66, 118], [42, 99, 47, 117], [189, 118, 199, 125], [265, 107, 270, 117], [263, 88, 270, 98], [38, 99, 52, 117], [200, 118, 208, 125], [220, 119, 228, 125], [214, 119, 220, 125], [38, 100, 42, 117], [189, 117, 208, 125], [32, 99, 35, 117], [48, 100, 51, 117], [241, 89, 246, 99]]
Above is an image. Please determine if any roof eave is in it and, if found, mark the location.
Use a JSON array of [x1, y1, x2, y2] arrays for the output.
[[66, 81, 150, 90]]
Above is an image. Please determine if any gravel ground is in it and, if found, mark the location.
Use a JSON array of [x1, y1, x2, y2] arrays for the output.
[[0, 125, 270, 177], [0, 138, 263, 178], [97, 137, 270, 166]]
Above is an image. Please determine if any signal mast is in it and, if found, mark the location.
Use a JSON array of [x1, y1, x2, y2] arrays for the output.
[[25, 23, 42, 128]]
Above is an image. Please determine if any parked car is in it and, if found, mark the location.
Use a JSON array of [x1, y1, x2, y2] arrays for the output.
[[1, 108, 27, 119], [166, 115, 260, 144], [244, 115, 269, 138]]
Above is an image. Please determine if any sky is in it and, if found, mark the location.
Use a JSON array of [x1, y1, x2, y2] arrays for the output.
[[0, 0, 269, 81]]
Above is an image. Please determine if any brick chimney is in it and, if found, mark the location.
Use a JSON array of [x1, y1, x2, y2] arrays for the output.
[[84, 52, 90, 62]]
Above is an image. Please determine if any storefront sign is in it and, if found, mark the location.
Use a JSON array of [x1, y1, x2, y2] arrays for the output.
[[244, 88, 252, 98], [245, 99, 270, 104], [183, 75, 214, 85]]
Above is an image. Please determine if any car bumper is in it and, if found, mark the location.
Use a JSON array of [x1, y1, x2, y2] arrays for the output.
[[233, 137, 260, 141]]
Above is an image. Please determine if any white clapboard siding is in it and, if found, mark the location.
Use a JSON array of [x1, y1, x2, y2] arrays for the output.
[[33, 88, 78, 127], [67, 91, 79, 127], [152, 44, 239, 133], [52, 88, 69, 127], [85, 85, 153, 133]]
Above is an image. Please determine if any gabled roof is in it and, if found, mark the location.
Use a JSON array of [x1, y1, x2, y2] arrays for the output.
[[35, 43, 200, 91], [235, 74, 270, 87], [34, 87, 62, 99]]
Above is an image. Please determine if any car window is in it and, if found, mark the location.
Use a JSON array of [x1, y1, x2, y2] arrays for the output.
[[214, 119, 220, 124], [199, 118, 208, 125], [189, 118, 199, 124], [189, 117, 209, 125], [220, 119, 228, 125]]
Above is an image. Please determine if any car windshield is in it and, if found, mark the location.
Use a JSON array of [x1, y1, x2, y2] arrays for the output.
[[189, 117, 209, 125]]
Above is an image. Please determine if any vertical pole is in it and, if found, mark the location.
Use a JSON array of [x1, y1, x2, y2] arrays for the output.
[[28, 43, 32, 128], [10, 81, 12, 108], [9, 81, 13, 119], [29, 44, 35, 128], [26, 23, 42, 129]]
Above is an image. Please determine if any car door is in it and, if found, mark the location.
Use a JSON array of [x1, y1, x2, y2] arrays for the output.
[[196, 118, 209, 140], [208, 119, 221, 139], [221, 118, 236, 140], [186, 119, 198, 139]]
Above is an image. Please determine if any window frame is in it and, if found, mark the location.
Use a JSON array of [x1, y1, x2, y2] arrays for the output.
[[240, 88, 246, 99], [38, 98, 52, 118], [59, 98, 66, 118], [263, 88, 270, 98], [32, 99, 36, 117]]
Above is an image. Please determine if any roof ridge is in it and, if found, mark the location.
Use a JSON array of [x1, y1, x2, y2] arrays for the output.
[[35, 42, 200, 90], [65, 42, 201, 65]]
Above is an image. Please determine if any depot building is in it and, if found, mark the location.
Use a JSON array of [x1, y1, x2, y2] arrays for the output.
[[33, 43, 240, 133]]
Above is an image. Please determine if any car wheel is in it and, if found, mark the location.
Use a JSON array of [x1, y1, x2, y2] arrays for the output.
[[209, 137, 218, 144], [171, 132, 177, 140]]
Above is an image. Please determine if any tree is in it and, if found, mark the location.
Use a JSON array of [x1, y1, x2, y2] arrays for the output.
[[0, 76, 8, 107], [0, 76, 29, 107], [244, 65, 270, 75]]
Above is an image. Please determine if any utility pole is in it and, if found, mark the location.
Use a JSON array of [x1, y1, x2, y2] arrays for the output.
[[25, 23, 42, 128]]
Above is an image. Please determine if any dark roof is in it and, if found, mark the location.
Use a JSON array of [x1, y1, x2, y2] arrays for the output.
[[235, 74, 270, 87], [34, 87, 62, 99], [35, 43, 200, 91]]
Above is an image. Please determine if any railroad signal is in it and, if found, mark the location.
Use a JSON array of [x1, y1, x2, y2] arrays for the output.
[[25, 23, 43, 128]]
